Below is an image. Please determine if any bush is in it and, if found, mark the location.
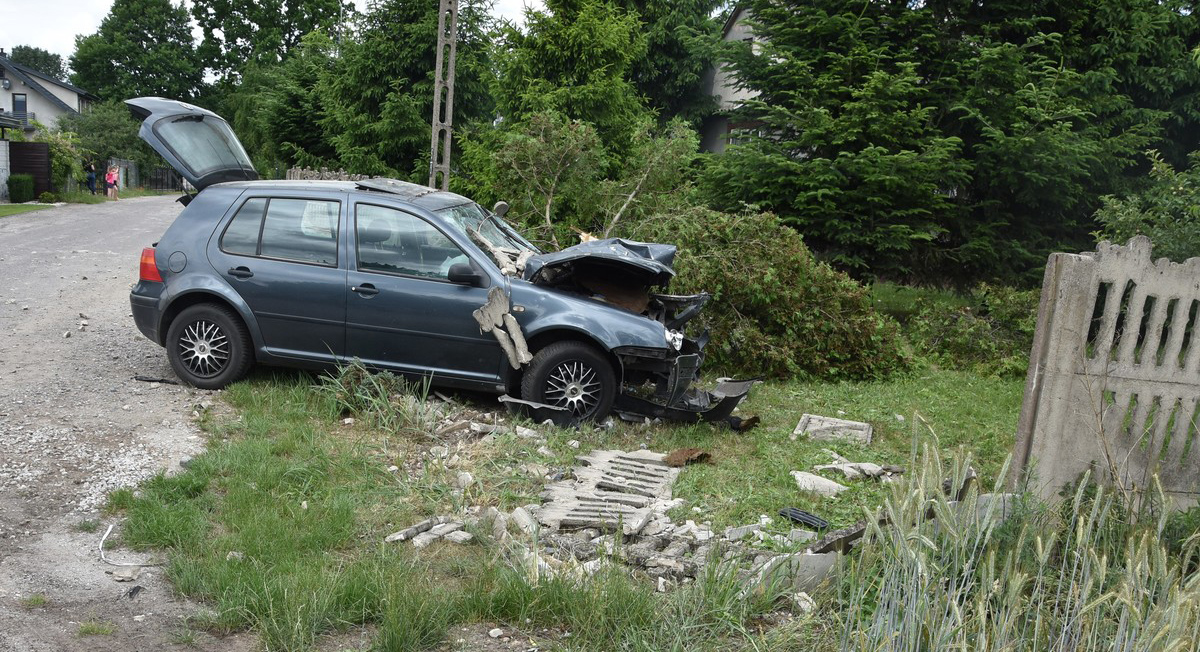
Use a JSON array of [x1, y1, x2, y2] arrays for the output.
[[7, 174, 34, 203], [1094, 150, 1200, 262], [38, 191, 57, 203], [904, 284, 1039, 376], [629, 206, 909, 380]]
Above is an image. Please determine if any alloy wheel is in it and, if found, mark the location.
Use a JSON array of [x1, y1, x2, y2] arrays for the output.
[[177, 319, 230, 378]]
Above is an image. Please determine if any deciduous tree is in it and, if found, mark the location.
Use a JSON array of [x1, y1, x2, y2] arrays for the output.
[[69, 0, 204, 101], [10, 45, 67, 80]]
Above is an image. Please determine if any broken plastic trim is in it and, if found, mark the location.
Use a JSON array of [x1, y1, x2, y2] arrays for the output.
[[614, 378, 755, 424], [499, 395, 573, 427]]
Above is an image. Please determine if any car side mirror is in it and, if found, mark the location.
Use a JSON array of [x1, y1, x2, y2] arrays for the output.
[[448, 262, 486, 287], [492, 201, 509, 218]]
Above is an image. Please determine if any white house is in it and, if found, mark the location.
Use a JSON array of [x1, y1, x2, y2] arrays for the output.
[[700, 7, 761, 153], [0, 48, 95, 132]]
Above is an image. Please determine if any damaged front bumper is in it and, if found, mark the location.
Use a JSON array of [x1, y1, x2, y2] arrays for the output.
[[613, 341, 754, 424]]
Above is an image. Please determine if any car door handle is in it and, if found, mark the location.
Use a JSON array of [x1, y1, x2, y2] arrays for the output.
[[351, 284, 379, 296], [228, 266, 253, 279]]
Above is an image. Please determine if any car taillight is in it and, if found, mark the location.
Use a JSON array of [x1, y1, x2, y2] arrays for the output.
[[140, 247, 163, 282]]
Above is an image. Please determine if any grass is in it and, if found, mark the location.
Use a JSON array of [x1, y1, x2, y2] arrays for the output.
[[74, 519, 100, 533], [76, 620, 116, 636], [101, 363, 1028, 650], [19, 594, 48, 608], [0, 204, 50, 217], [107, 360, 1200, 650], [870, 281, 969, 324]]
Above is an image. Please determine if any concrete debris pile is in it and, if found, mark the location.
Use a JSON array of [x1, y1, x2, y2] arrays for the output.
[[384, 448, 839, 595]]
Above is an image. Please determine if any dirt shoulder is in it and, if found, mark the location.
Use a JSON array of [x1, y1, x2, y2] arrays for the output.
[[0, 197, 250, 651]]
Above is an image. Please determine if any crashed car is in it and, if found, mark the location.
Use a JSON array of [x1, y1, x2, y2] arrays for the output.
[[127, 97, 751, 423]]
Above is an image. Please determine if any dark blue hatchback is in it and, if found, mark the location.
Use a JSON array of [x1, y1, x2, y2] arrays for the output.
[[128, 97, 750, 423]]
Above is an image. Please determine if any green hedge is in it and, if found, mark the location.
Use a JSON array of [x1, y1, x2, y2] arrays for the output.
[[7, 174, 34, 203]]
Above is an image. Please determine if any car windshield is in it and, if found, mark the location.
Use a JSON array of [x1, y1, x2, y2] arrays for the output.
[[436, 202, 540, 269]]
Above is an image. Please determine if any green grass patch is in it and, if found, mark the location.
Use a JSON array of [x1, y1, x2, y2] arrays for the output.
[[106, 366, 1024, 650], [0, 204, 50, 217], [76, 620, 116, 636], [19, 594, 48, 608], [59, 190, 107, 204]]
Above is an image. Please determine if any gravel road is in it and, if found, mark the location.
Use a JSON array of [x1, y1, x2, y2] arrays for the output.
[[0, 197, 251, 651]]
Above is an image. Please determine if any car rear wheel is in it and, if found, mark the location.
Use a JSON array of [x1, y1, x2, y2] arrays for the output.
[[166, 304, 253, 389], [521, 341, 616, 423]]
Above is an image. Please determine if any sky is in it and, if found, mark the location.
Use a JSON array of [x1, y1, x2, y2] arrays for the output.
[[0, 0, 544, 73]]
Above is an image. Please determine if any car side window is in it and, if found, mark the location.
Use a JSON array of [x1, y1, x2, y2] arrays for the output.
[[356, 204, 469, 280], [220, 198, 265, 255], [220, 197, 340, 266]]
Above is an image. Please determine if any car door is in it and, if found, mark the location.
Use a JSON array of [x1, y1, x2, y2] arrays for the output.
[[208, 193, 348, 362], [345, 201, 505, 385]]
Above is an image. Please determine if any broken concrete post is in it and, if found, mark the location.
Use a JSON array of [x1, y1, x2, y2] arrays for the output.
[[790, 471, 849, 496], [384, 516, 447, 543], [743, 551, 837, 597], [1012, 236, 1200, 509], [473, 286, 530, 369], [793, 414, 873, 445]]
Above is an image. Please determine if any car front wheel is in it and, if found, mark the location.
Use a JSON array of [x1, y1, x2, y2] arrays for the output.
[[165, 304, 253, 389], [520, 341, 616, 423]]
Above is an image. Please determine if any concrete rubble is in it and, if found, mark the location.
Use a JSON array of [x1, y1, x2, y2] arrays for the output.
[[384, 447, 840, 600], [792, 414, 873, 445], [790, 471, 849, 496]]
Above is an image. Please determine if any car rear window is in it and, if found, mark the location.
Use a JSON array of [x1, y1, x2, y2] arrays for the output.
[[220, 197, 340, 266]]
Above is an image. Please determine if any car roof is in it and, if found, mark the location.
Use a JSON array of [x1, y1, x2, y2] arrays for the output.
[[209, 179, 475, 211]]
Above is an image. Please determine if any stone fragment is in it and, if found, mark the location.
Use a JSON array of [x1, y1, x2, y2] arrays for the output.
[[513, 425, 540, 439], [745, 551, 837, 596], [488, 628, 504, 638], [790, 471, 849, 496], [662, 539, 691, 558], [384, 517, 445, 543], [225, 551, 245, 561], [411, 532, 439, 548], [511, 507, 539, 535], [429, 522, 463, 537], [111, 566, 141, 582], [792, 414, 873, 445], [788, 528, 816, 543], [791, 592, 816, 614], [816, 462, 884, 479], [444, 530, 474, 544], [492, 513, 509, 541], [455, 471, 474, 489]]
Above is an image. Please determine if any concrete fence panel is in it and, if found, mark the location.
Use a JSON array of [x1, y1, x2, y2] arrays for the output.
[[1012, 236, 1200, 507]]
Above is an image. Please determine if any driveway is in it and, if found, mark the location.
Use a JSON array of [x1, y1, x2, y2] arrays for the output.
[[0, 197, 250, 651]]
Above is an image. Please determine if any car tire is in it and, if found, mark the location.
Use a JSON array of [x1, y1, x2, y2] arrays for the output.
[[521, 341, 617, 423], [166, 304, 253, 390]]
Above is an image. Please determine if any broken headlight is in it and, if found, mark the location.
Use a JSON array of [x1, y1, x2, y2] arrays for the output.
[[665, 328, 684, 351]]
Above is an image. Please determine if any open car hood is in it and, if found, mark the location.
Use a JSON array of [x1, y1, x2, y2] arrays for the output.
[[126, 97, 258, 191], [523, 238, 677, 287]]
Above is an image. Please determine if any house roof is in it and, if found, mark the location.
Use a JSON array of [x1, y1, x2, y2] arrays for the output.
[[0, 57, 96, 116], [0, 113, 21, 128], [721, 5, 751, 38]]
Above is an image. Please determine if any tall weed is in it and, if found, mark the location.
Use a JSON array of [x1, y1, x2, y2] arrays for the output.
[[838, 450, 1200, 650]]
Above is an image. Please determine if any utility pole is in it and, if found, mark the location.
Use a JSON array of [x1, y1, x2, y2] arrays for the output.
[[429, 0, 458, 191]]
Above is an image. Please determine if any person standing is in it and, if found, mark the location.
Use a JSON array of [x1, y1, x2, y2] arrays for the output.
[[85, 164, 96, 195], [106, 166, 119, 200]]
